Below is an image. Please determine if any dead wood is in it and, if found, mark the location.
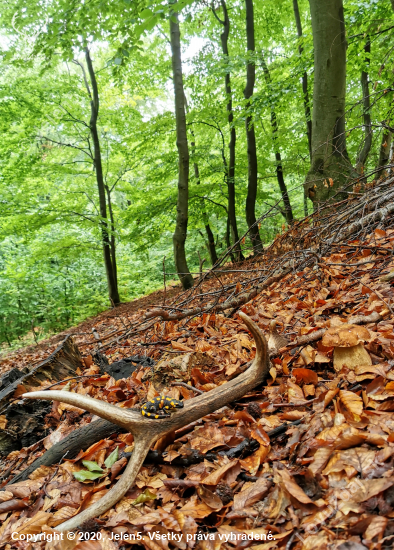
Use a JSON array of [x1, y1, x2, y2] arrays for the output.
[[278, 310, 385, 352], [19, 312, 269, 532], [0, 337, 83, 455], [0, 336, 82, 411]]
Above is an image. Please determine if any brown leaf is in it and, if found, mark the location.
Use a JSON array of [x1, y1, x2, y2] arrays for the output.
[[202, 459, 241, 485], [189, 424, 225, 453], [339, 390, 363, 420], [179, 494, 214, 518], [293, 368, 318, 386], [277, 469, 317, 505], [287, 380, 308, 404], [347, 477, 394, 503], [233, 478, 271, 510], [197, 485, 223, 510]]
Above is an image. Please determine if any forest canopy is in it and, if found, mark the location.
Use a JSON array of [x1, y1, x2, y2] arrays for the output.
[[0, 0, 393, 348]]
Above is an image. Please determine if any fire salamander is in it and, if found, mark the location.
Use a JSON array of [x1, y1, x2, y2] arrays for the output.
[[141, 396, 184, 418]]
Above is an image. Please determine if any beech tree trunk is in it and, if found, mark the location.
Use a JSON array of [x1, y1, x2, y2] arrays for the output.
[[244, 0, 263, 253], [261, 57, 294, 224], [184, 96, 218, 266], [213, 0, 244, 261], [305, 0, 354, 206], [170, 13, 194, 290], [293, 0, 312, 161], [85, 48, 120, 305], [376, 130, 392, 177], [355, 40, 372, 175]]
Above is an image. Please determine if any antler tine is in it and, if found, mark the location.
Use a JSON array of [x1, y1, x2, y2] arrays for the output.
[[21, 312, 269, 532], [21, 391, 142, 433]]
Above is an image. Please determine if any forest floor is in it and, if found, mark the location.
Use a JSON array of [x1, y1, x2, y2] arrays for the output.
[[1, 181, 394, 549]]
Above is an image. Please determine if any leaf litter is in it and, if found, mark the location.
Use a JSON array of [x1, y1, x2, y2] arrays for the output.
[[0, 222, 393, 549]]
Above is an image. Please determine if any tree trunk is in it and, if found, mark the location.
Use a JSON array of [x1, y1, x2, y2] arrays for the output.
[[169, 13, 194, 290], [261, 57, 294, 223], [213, 0, 244, 261], [305, 0, 354, 206], [293, 0, 312, 161], [244, 0, 263, 253], [356, 40, 372, 175], [85, 48, 120, 305], [376, 130, 392, 177], [184, 96, 218, 266], [105, 185, 118, 287]]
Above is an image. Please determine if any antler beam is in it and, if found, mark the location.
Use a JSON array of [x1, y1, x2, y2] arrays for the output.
[[22, 312, 269, 532]]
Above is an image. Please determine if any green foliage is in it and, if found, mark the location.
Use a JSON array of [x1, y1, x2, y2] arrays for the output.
[[0, 0, 393, 348], [73, 447, 120, 482]]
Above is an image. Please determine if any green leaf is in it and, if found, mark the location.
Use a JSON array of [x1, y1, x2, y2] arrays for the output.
[[73, 470, 104, 482], [131, 488, 157, 505], [104, 446, 119, 469], [140, 8, 153, 19], [82, 460, 104, 472]]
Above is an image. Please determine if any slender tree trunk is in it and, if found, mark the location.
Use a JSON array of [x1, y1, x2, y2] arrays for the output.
[[376, 130, 392, 177], [356, 40, 372, 175], [105, 185, 118, 283], [261, 57, 294, 223], [243, 0, 263, 253], [293, 0, 312, 161], [85, 48, 120, 305], [169, 13, 194, 290], [293, 0, 312, 217], [192, 160, 218, 266], [213, 0, 244, 261], [305, 0, 355, 206], [184, 96, 218, 266]]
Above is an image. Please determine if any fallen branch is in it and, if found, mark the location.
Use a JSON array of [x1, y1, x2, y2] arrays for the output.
[[20, 313, 269, 532], [279, 310, 386, 352]]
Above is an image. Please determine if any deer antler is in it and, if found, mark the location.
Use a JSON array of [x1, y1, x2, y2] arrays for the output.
[[22, 312, 269, 532]]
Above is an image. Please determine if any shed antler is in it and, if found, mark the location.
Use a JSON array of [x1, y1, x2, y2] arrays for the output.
[[22, 313, 269, 532]]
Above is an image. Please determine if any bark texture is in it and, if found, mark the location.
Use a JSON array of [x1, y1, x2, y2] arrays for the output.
[[261, 57, 294, 224], [214, 0, 244, 261], [244, 0, 263, 253], [184, 96, 218, 266], [356, 40, 372, 175], [85, 48, 120, 304], [293, 0, 312, 161], [170, 14, 194, 290], [376, 130, 392, 177], [305, 0, 354, 206]]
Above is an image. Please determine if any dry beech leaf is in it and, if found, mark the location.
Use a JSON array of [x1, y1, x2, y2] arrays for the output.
[[197, 485, 223, 510], [364, 515, 388, 542], [345, 477, 394, 503], [293, 368, 318, 386], [179, 494, 214, 518], [287, 380, 308, 404], [339, 390, 363, 420], [233, 478, 271, 510], [172, 341, 193, 352], [308, 447, 333, 476], [202, 459, 241, 485], [277, 469, 319, 505]]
